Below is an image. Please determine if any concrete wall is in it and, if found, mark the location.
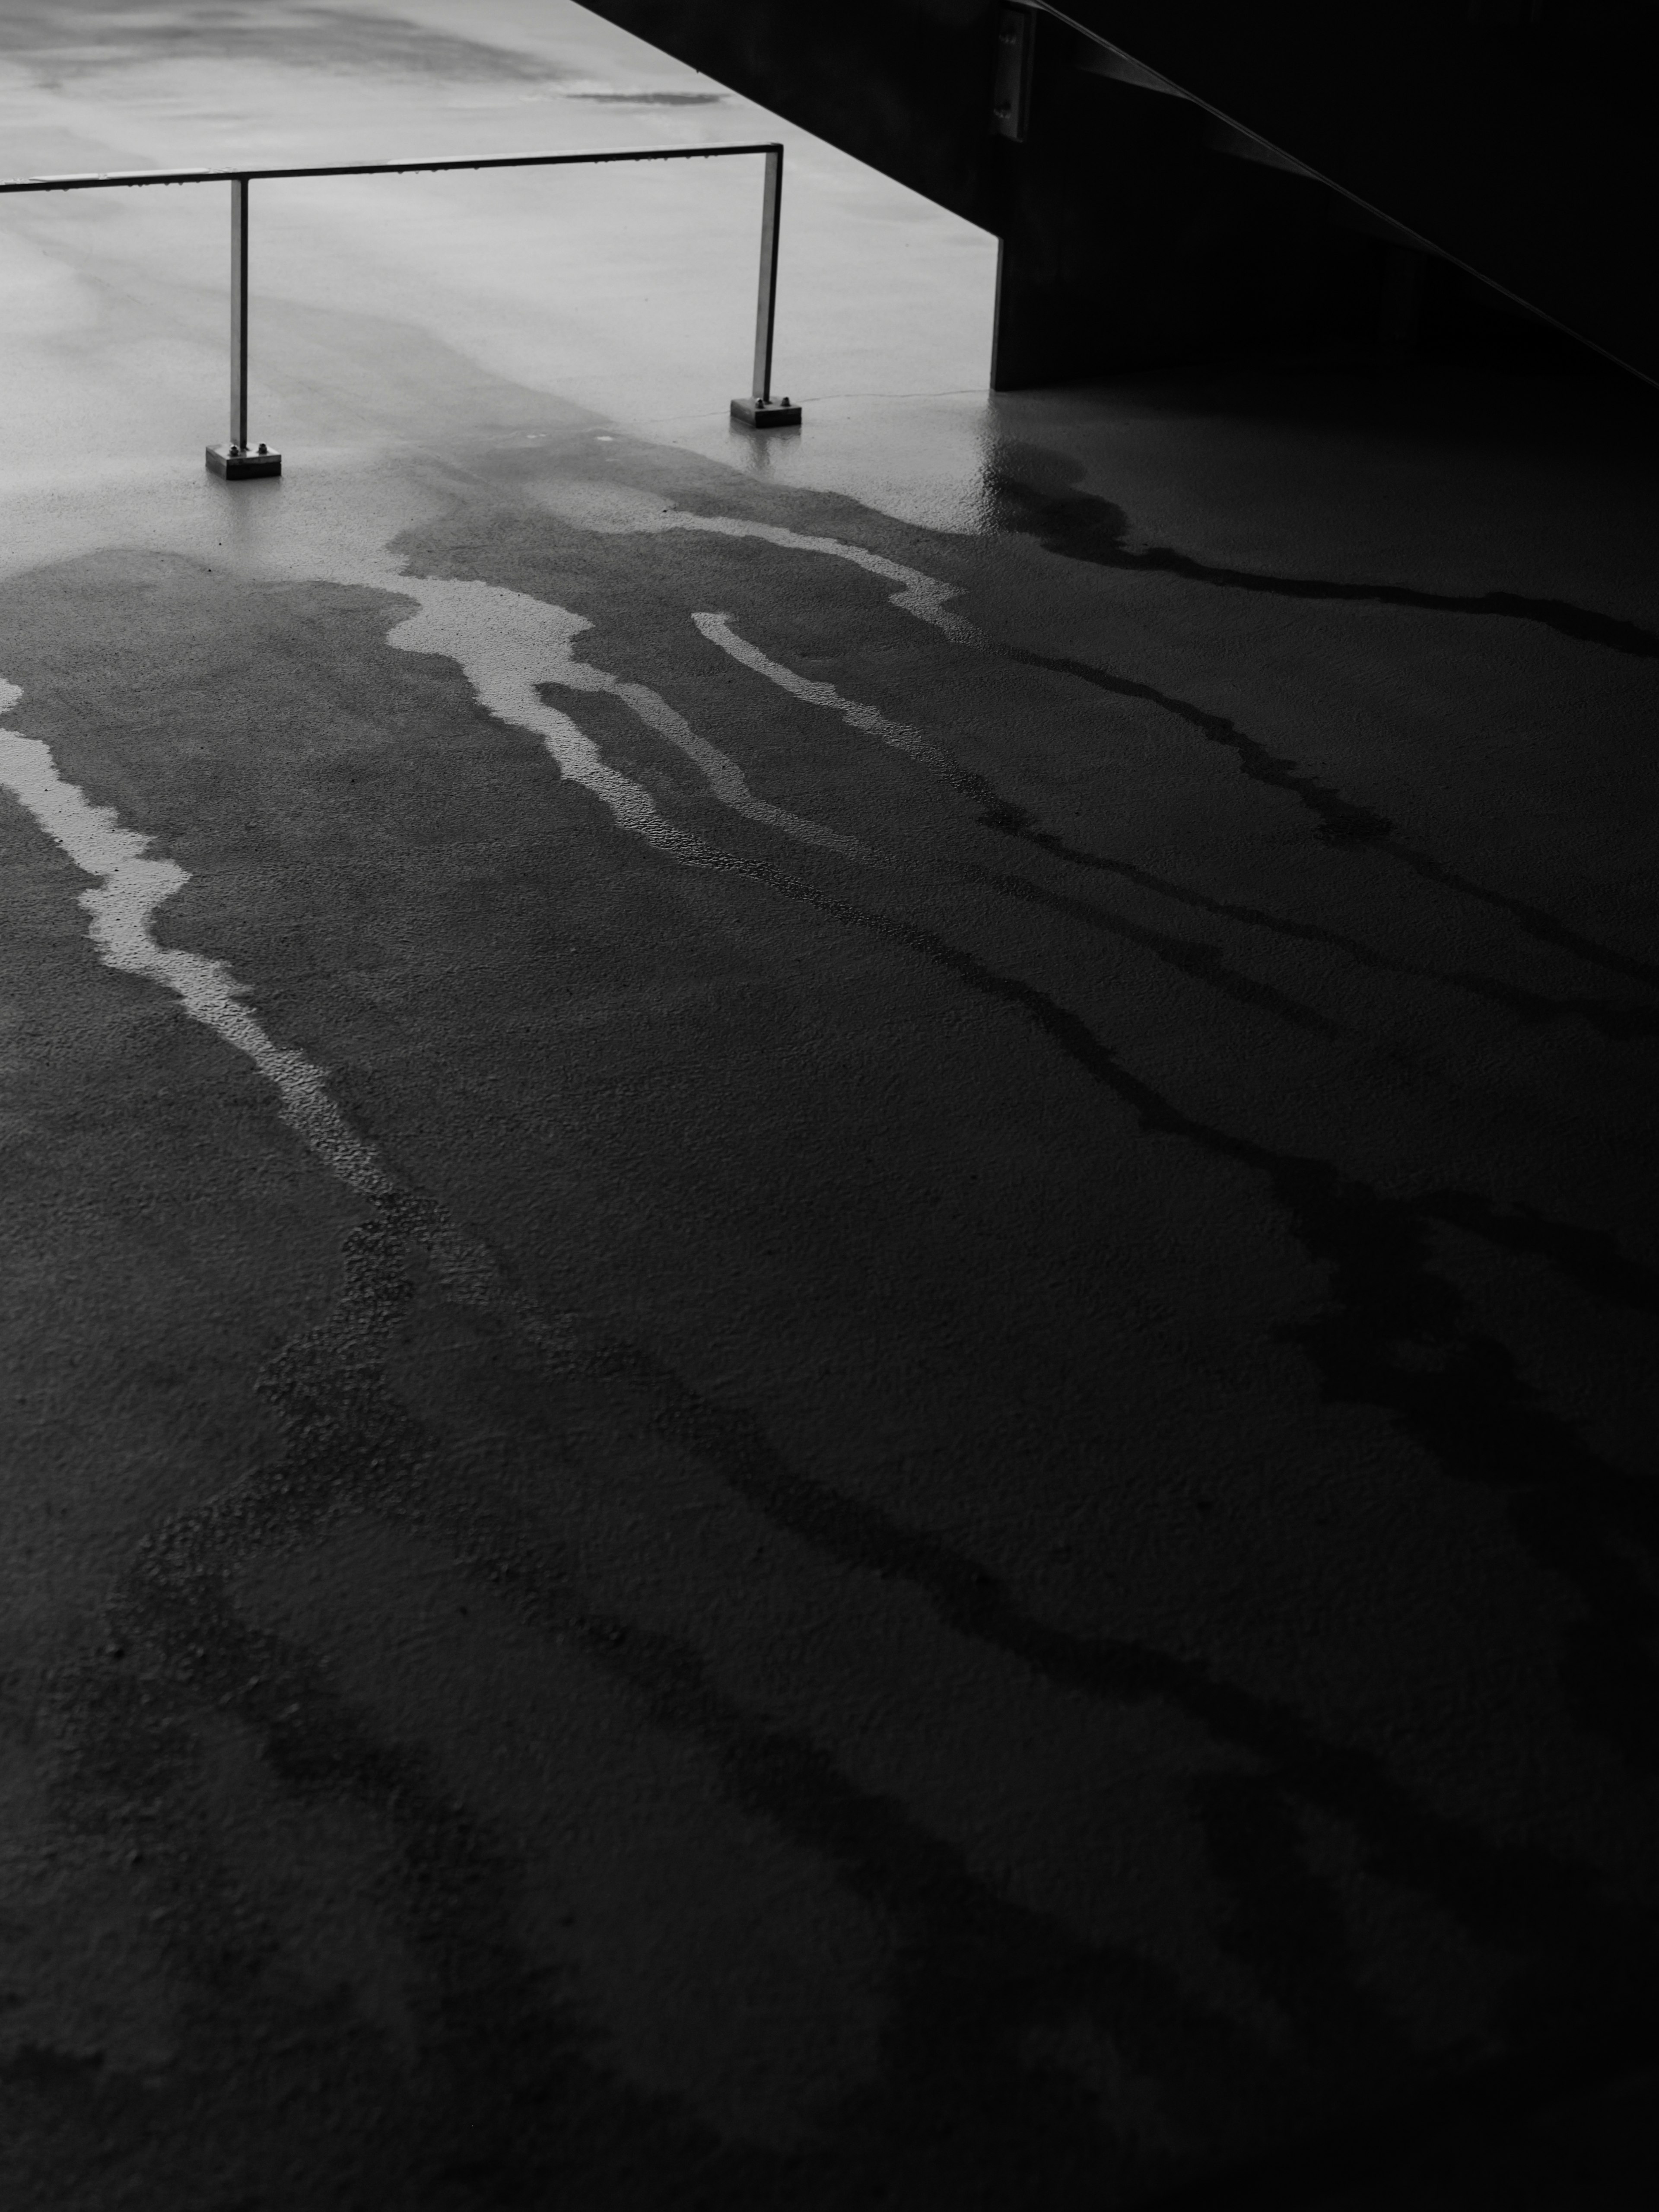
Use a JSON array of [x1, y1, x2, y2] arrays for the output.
[[572, 0, 1655, 386], [1053, 2, 1653, 380]]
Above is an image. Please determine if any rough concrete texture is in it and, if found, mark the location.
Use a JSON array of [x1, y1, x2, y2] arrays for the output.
[[3, 7, 1659, 2209]]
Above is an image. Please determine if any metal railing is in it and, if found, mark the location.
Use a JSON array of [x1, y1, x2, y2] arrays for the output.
[[0, 143, 802, 477]]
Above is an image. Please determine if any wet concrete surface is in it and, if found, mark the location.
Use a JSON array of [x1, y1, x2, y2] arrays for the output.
[[5, 7, 1659, 2210]]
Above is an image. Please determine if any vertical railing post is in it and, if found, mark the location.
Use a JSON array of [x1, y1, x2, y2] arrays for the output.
[[207, 175, 280, 478], [752, 146, 781, 403], [230, 174, 249, 451], [731, 146, 801, 429]]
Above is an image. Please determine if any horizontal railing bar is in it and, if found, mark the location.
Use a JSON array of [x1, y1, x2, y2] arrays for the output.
[[0, 143, 783, 195]]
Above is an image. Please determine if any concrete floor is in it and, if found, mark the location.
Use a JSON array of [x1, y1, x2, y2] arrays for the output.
[[4, 7, 1659, 2209]]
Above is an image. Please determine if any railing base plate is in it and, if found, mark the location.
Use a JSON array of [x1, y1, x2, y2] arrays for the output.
[[731, 397, 801, 429], [206, 443, 281, 479]]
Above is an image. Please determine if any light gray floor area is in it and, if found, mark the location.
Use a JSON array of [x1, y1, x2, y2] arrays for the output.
[[3, 8, 1659, 2210]]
